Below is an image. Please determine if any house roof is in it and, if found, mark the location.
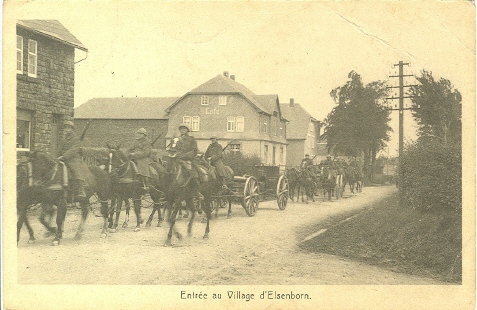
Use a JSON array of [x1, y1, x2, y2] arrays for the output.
[[17, 20, 88, 51], [167, 74, 278, 115], [280, 103, 319, 139], [74, 97, 179, 119]]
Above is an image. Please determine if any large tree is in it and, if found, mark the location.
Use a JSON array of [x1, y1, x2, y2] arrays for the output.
[[324, 71, 392, 180], [408, 70, 462, 146]]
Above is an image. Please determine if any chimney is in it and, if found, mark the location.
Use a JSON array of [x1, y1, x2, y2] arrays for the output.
[[223, 71, 229, 78], [289, 98, 295, 107], [230, 75, 235, 80]]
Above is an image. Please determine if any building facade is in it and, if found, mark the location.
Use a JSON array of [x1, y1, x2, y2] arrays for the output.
[[280, 99, 324, 167], [165, 72, 288, 165], [74, 97, 176, 148], [16, 20, 87, 156]]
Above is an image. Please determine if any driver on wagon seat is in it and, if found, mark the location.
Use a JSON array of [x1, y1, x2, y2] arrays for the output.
[[174, 123, 204, 201]]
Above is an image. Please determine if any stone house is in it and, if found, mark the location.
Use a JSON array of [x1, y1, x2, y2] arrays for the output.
[[164, 72, 288, 166], [16, 20, 87, 156], [74, 97, 177, 149], [280, 99, 325, 167]]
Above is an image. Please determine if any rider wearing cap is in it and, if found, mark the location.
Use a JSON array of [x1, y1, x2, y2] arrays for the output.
[[57, 120, 87, 199], [128, 128, 152, 192], [175, 123, 204, 201], [301, 154, 314, 168], [205, 135, 227, 187]]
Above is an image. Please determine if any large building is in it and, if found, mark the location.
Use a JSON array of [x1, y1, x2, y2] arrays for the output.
[[74, 97, 177, 148], [164, 72, 288, 165], [280, 99, 325, 166], [16, 20, 87, 157]]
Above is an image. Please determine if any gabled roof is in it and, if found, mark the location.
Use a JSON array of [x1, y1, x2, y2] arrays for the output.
[[280, 103, 319, 139], [166, 74, 278, 115], [17, 20, 88, 51], [75, 97, 179, 119], [256, 94, 286, 120]]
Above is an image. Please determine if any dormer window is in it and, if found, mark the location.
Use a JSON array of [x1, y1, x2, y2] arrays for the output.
[[201, 96, 209, 105]]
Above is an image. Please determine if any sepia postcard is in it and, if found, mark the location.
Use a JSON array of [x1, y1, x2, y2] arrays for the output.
[[3, 1, 475, 309]]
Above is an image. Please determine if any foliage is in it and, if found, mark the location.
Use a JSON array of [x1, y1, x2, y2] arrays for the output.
[[324, 71, 392, 179], [408, 70, 462, 146], [222, 152, 262, 176], [400, 140, 461, 213]]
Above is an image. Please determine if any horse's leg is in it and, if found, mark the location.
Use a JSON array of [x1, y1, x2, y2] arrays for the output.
[[146, 207, 156, 227], [17, 205, 33, 244], [53, 196, 67, 245], [227, 197, 232, 219], [133, 197, 143, 232], [108, 197, 116, 229], [164, 204, 180, 247], [121, 198, 128, 228], [39, 204, 57, 237], [73, 198, 90, 240], [203, 199, 211, 240], [98, 197, 109, 238]]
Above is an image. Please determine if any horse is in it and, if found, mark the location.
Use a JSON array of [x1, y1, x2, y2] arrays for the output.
[[162, 154, 213, 246], [297, 162, 316, 204], [17, 160, 56, 243], [107, 146, 168, 232], [285, 167, 300, 202], [342, 166, 358, 194], [320, 166, 337, 201], [17, 151, 111, 245]]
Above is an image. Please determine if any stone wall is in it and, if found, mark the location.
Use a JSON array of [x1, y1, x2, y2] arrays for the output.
[[16, 26, 75, 153]]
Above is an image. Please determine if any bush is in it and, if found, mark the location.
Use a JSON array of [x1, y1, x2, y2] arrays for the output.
[[400, 140, 461, 213], [223, 153, 262, 176]]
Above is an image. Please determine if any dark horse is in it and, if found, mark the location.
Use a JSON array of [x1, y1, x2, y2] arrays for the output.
[[297, 163, 316, 204], [320, 166, 337, 201], [342, 166, 358, 194], [162, 154, 213, 246], [17, 151, 111, 245], [107, 146, 168, 232], [285, 167, 300, 202], [17, 160, 56, 244]]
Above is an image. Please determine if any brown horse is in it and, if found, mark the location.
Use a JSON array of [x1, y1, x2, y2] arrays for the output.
[[17, 151, 111, 245], [162, 155, 213, 246], [107, 146, 169, 232]]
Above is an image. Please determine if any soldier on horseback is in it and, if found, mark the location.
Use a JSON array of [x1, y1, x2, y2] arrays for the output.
[[128, 127, 152, 193], [205, 135, 228, 189], [301, 154, 314, 168], [175, 123, 204, 201], [57, 120, 87, 200]]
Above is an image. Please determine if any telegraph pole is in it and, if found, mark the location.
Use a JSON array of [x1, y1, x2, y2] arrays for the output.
[[386, 61, 417, 206]]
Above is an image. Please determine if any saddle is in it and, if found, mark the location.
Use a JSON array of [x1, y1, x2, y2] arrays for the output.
[[47, 162, 69, 191]]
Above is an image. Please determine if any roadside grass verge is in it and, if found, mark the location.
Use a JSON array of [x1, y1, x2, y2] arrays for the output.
[[299, 192, 462, 283]]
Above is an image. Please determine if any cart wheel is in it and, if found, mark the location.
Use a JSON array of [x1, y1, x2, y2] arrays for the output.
[[276, 175, 289, 210], [242, 176, 259, 217]]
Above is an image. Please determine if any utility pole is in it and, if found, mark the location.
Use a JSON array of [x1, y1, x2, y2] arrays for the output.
[[386, 61, 417, 206]]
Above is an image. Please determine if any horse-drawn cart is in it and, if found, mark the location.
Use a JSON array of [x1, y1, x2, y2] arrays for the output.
[[222, 165, 289, 217]]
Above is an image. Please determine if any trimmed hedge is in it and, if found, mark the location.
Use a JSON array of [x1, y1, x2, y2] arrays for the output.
[[400, 141, 461, 213]]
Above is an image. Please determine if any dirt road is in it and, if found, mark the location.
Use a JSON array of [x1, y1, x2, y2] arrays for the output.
[[17, 186, 444, 285]]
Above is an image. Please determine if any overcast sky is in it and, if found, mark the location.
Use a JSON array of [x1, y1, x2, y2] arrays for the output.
[[6, 1, 475, 156]]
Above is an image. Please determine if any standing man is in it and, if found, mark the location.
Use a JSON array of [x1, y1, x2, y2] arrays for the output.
[[128, 128, 152, 192], [205, 135, 227, 187], [175, 123, 204, 200], [57, 120, 87, 200]]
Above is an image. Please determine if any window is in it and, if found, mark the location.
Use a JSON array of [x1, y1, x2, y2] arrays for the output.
[[17, 109, 32, 150], [183, 116, 200, 131], [280, 147, 284, 164], [263, 122, 268, 133], [191, 116, 200, 131], [201, 95, 209, 105], [219, 96, 227, 106], [17, 36, 23, 73], [227, 116, 244, 132], [227, 116, 235, 132], [28, 39, 37, 77], [264, 145, 269, 162], [272, 118, 277, 136], [236, 116, 244, 132], [229, 144, 241, 154]]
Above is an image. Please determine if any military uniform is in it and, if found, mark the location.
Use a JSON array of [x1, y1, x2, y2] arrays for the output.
[[176, 124, 203, 200], [205, 139, 227, 183], [301, 157, 314, 168], [58, 122, 87, 198], [129, 136, 152, 178]]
